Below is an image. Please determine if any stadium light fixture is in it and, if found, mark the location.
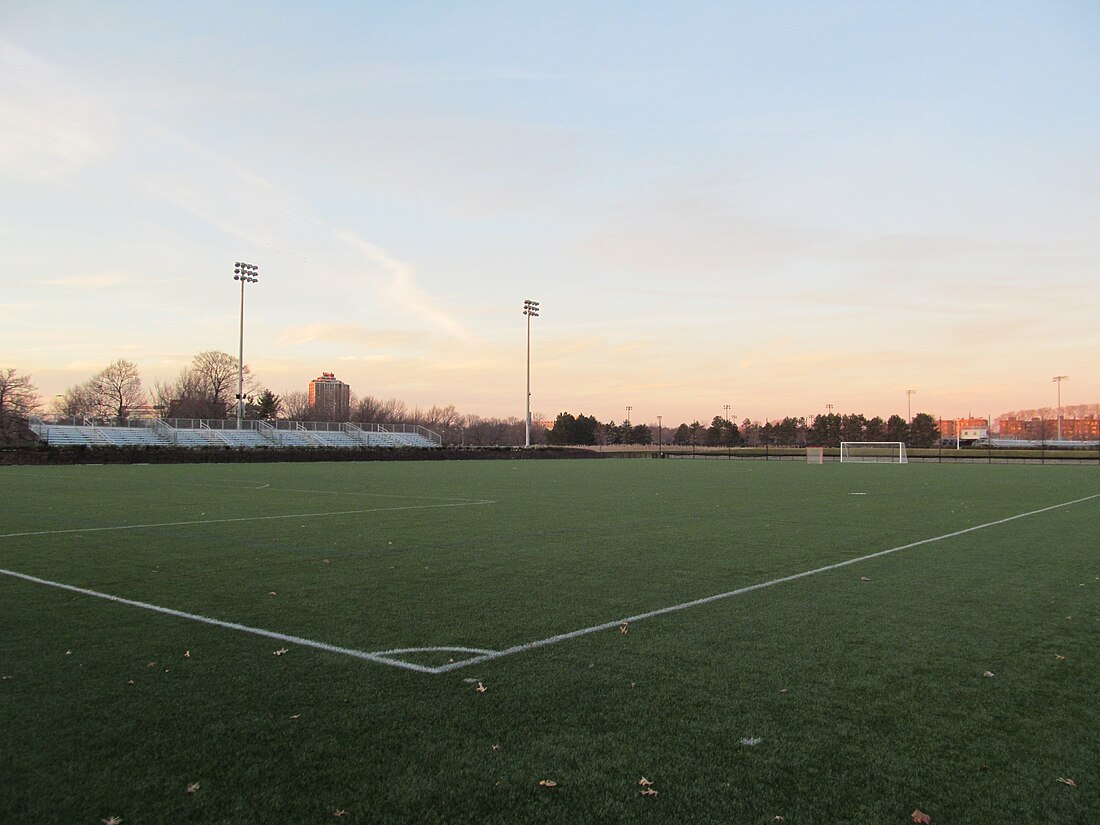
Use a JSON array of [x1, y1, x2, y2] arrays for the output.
[[1052, 375, 1068, 441], [233, 262, 260, 427], [523, 299, 540, 447]]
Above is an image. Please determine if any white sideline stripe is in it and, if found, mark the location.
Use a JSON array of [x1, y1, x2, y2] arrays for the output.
[[430, 492, 1100, 674], [0, 500, 495, 539], [0, 567, 438, 674]]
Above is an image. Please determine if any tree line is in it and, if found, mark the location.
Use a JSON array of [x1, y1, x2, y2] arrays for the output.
[[546, 411, 942, 448], [1, 358, 549, 448]]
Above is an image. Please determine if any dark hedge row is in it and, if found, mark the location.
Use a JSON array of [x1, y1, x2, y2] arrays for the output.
[[0, 445, 603, 466]]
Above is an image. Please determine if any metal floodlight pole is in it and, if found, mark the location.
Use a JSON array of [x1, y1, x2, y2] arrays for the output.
[[233, 262, 259, 426], [657, 415, 662, 457], [625, 406, 632, 424], [523, 299, 540, 447], [1052, 375, 1068, 441], [906, 389, 915, 424]]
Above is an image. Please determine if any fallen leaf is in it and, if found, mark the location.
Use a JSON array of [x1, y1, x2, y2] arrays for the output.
[[640, 787, 658, 797], [983, 671, 995, 678], [1, 676, 10, 681], [774, 818, 786, 822], [127, 680, 135, 685], [268, 591, 277, 596], [323, 559, 331, 563], [274, 648, 289, 656], [65, 650, 72, 655], [475, 681, 487, 693], [103, 817, 123, 825], [860, 576, 871, 582], [183, 650, 191, 658], [911, 810, 932, 824], [1055, 654, 1066, 660], [638, 777, 653, 786], [290, 713, 302, 719], [186, 782, 200, 794], [147, 662, 157, 668], [491, 744, 500, 751], [779, 688, 789, 693], [333, 809, 349, 817], [538, 779, 557, 787], [1058, 777, 1077, 787], [620, 622, 629, 634]]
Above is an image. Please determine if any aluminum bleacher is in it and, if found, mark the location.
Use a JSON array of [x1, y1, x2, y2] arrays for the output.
[[29, 417, 442, 450]]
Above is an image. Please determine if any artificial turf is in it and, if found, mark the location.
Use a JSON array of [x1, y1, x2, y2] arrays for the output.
[[0, 459, 1097, 823]]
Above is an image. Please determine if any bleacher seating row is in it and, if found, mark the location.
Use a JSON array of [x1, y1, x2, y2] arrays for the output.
[[29, 420, 439, 450]]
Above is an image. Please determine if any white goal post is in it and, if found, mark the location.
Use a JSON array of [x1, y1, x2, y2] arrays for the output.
[[839, 442, 908, 463]]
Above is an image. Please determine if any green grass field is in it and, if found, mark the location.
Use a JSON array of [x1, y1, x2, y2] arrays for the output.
[[1, 459, 1097, 824]]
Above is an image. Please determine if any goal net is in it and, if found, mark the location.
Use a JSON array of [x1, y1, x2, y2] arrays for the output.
[[806, 446, 824, 464], [839, 442, 908, 463]]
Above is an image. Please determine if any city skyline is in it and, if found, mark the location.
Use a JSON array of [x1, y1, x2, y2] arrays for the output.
[[3, 3, 1098, 425]]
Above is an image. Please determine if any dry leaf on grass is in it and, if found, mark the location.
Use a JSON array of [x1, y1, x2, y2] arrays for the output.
[[1058, 777, 1077, 787], [475, 681, 487, 693], [538, 779, 557, 788], [619, 623, 629, 634], [859, 576, 871, 582], [126, 680, 135, 685], [1055, 654, 1066, 660], [640, 787, 658, 797], [638, 777, 653, 786], [290, 713, 302, 719], [103, 817, 123, 825], [268, 591, 277, 596], [774, 817, 786, 822], [982, 671, 995, 678], [274, 648, 289, 656], [186, 782, 200, 794], [183, 651, 191, 658], [333, 808, 349, 817], [911, 810, 932, 824], [491, 744, 500, 751]]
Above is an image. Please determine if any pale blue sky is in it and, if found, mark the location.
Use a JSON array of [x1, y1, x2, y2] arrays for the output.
[[2, 2, 1098, 424]]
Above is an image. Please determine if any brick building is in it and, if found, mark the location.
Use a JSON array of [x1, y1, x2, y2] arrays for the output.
[[308, 372, 351, 420]]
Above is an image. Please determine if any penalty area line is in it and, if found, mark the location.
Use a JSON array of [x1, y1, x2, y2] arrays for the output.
[[432, 492, 1100, 674], [0, 567, 441, 674]]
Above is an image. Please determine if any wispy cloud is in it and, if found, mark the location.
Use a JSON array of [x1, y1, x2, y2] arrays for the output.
[[40, 274, 130, 289], [0, 37, 113, 180]]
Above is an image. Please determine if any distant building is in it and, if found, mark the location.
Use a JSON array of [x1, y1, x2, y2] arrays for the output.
[[938, 417, 988, 442], [308, 372, 350, 420], [998, 415, 1098, 441]]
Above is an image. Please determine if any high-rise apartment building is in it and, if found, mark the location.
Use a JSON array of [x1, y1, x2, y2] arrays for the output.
[[309, 372, 351, 420]]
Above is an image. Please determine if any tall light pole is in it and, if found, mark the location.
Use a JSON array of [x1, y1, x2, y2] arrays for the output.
[[233, 262, 259, 426], [523, 299, 539, 447], [657, 415, 662, 455], [625, 406, 632, 423], [1053, 375, 1068, 441], [906, 389, 916, 424]]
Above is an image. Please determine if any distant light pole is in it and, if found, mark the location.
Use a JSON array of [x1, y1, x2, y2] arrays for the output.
[[523, 299, 540, 447], [657, 415, 662, 456], [906, 389, 916, 424], [233, 262, 259, 426], [1053, 375, 1068, 441], [625, 406, 632, 424], [825, 404, 834, 415]]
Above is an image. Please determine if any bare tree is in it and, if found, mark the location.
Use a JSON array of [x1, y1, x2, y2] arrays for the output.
[[89, 359, 145, 420], [154, 351, 261, 419], [282, 390, 313, 420], [54, 382, 98, 419], [0, 368, 38, 444]]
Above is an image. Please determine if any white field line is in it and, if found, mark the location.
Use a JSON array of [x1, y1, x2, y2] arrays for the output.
[[1, 494, 1095, 675], [0, 567, 437, 674], [0, 500, 494, 540], [429, 492, 1100, 674]]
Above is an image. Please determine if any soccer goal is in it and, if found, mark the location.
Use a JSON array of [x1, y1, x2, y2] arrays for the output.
[[806, 446, 824, 464], [839, 442, 908, 463]]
